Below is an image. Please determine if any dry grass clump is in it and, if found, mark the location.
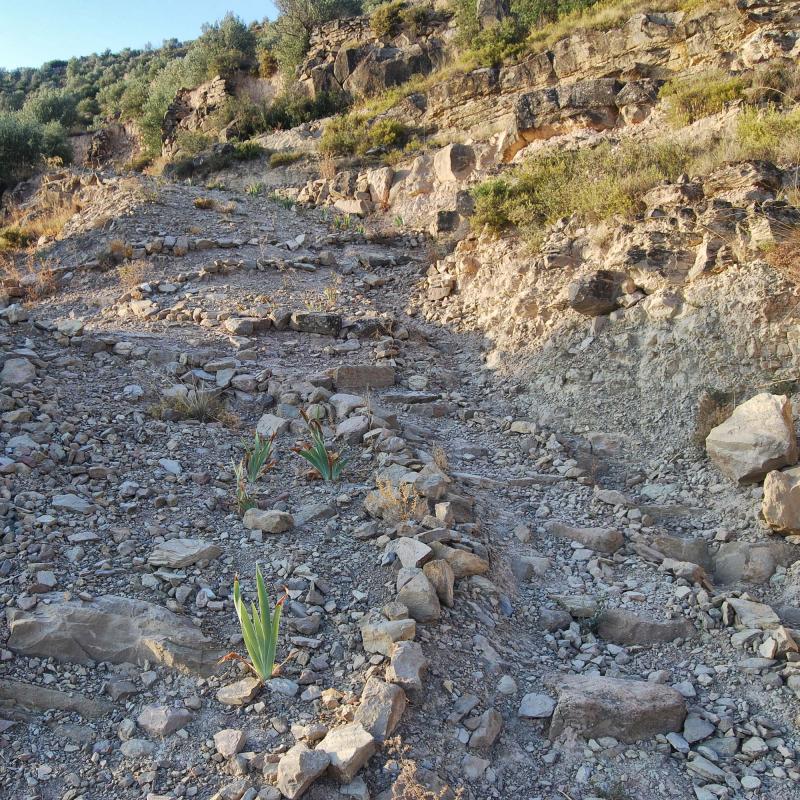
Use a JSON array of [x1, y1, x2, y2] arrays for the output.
[[765, 230, 800, 285], [376, 477, 428, 522], [149, 389, 239, 426], [193, 196, 214, 209], [660, 70, 747, 126], [432, 444, 449, 472], [0, 253, 59, 300], [0, 199, 77, 251], [693, 389, 734, 446], [117, 259, 149, 290]]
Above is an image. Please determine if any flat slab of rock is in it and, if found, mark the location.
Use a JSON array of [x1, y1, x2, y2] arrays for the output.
[[242, 508, 294, 533], [396, 568, 441, 623], [385, 537, 433, 569], [216, 676, 262, 706], [52, 493, 93, 514], [0, 678, 112, 719], [276, 742, 330, 799], [137, 704, 193, 737], [6, 594, 223, 675], [332, 365, 395, 390], [550, 675, 686, 743], [706, 393, 798, 484], [726, 597, 780, 629], [597, 609, 694, 645], [0, 357, 35, 387], [386, 641, 427, 692], [148, 538, 222, 567], [544, 521, 623, 554], [316, 723, 376, 783]]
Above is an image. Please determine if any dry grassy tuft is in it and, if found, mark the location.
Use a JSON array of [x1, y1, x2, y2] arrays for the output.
[[149, 389, 239, 427], [377, 478, 428, 522], [193, 196, 214, 210], [117, 259, 149, 290], [319, 155, 338, 180], [765, 230, 800, 284], [432, 444, 449, 472]]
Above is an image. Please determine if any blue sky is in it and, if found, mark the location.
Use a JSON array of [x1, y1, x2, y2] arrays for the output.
[[0, 1, 279, 70]]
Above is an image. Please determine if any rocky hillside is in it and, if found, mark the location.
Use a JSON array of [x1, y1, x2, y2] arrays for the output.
[[2, 1, 800, 800]]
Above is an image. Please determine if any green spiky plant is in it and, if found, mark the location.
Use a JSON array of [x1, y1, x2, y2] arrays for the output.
[[228, 565, 286, 683], [242, 431, 276, 483], [291, 409, 347, 481]]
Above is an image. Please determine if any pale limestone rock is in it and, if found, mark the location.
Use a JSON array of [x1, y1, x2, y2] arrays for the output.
[[706, 393, 797, 484]]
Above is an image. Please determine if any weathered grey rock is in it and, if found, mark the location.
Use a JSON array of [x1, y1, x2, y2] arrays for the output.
[[544, 521, 623, 554], [6, 595, 222, 675], [386, 537, 433, 569], [290, 312, 342, 336], [317, 723, 376, 783], [353, 676, 407, 742], [386, 641, 427, 692], [762, 466, 800, 534], [0, 678, 111, 719], [214, 729, 247, 758], [518, 693, 556, 719], [256, 413, 291, 438], [429, 542, 488, 578], [726, 597, 780, 629], [242, 508, 294, 533], [120, 738, 156, 758], [713, 542, 777, 584], [597, 609, 694, 645], [423, 559, 455, 607], [396, 568, 441, 623], [52, 494, 93, 514], [550, 675, 686, 743], [706, 393, 798, 484], [332, 365, 395, 390], [148, 538, 221, 567], [469, 709, 503, 749], [276, 742, 330, 799], [137, 704, 193, 737], [0, 358, 35, 387], [336, 415, 370, 444], [216, 676, 262, 706], [568, 270, 621, 316], [359, 612, 415, 656]]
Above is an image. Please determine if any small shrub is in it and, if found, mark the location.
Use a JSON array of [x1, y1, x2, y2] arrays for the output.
[[233, 141, 265, 161], [245, 182, 265, 196], [399, 4, 430, 34], [268, 191, 295, 209], [470, 139, 691, 238], [175, 130, 213, 156], [660, 71, 747, 126], [117, 259, 149, 289], [765, 230, 800, 285], [229, 566, 286, 683], [292, 410, 346, 481], [0, 226, 33, 250], [126, 153, 152, 172], [193, 196, 215, 209], [269, 150, 303, 168], [371, 0, 406, 37], [149, 389, 234, 425], [320, 114, 410, 156], [107, 238, 133, 264], [732, 105, 800, 164], [376, 477, 428, 522]]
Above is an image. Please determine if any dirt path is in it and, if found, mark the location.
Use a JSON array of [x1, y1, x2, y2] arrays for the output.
[[1, 176, 799, 800]]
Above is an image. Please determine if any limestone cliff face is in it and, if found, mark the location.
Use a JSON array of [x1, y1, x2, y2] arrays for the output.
[[161, 76, 231, 158], [296, 11, 453, 98]]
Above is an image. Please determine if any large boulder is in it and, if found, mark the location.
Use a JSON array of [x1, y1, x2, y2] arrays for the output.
[[762, 466, 800, 534], [706, 393, 797, 484], [433, 144, 475, 183], [6, 595, 223, 674], [550, 675, 686, 743]]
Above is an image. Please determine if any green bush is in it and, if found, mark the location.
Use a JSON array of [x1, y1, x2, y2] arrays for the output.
[[21, 86, 78, 128], [269, 150, 303, 167], [320, 114, 410, 156], [175, 130, 213, 156], [0, 112, 72, 191], [470, 139, 690, 237], [233, 141, 265, 160], [733, 105, 800, 164], [660, 71, 747, 125], [371, 1, 407, 37]]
